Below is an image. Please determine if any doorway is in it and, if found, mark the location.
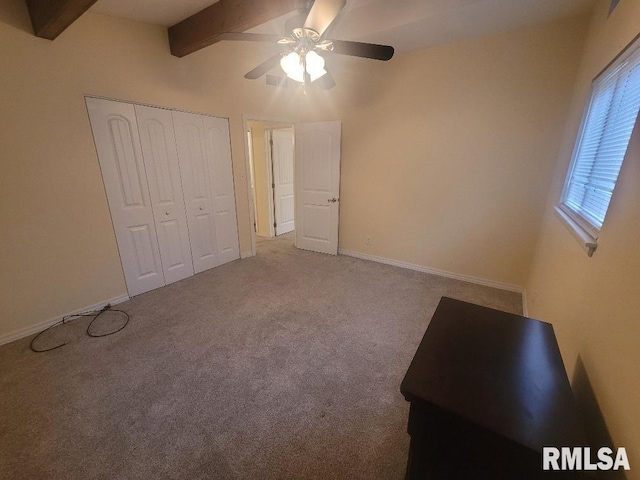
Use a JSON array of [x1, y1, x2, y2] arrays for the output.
[[246, 119, 295, 251], [244, 116, 342, 258]]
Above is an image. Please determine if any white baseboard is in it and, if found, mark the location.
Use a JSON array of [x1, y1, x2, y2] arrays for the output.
[[240, 250, 254, 259], [521, 289, 529, 317], [0, 294, 130, 346], [338, 249, 523, 294]]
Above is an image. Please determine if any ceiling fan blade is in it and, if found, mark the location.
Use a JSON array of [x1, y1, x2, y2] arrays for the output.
[[244, 54, 282, 80], [329, 40, 394, 61], [303, 0, 346, 38], [219, 32, 282, 43], [316, 69, 336, 89]]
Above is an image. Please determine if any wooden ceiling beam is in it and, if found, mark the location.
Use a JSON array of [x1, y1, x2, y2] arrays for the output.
[[168, 0, 295, 58], [26, 0, 98, 40]]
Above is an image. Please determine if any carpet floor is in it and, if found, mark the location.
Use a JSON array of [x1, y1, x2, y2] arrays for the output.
[[0, 234, 522, 479]]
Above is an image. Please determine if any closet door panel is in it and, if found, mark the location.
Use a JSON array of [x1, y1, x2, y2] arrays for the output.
[[86, 98, 165, 296], [203, 116, 240, 265], [172, 111, 219, 273], [135, 105, 194, 284]]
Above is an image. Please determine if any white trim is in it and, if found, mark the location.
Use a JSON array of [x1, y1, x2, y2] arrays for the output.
[[243, 120, 257, 257], [84, 94, 229, 120], [264, 129, 276, 238], [522, 289, 529, 317], [554, 206, 598, 257], [338, 249, 523, 293], [0, 294, 130, 346], [246, 130, 260, 238], [240, 250, 254, 259]]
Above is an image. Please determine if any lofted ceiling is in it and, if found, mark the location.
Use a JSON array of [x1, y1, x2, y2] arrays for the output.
[[90, 0, 221, 28], [90, 0, 595, 54]]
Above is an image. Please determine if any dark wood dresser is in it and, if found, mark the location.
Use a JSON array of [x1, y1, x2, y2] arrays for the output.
[[401, 297, 585, 479]]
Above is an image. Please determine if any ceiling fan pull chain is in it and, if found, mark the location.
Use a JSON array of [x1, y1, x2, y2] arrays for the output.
[[303, 54, 308, 95]]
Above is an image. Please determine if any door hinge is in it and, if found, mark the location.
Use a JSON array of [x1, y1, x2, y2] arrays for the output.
[[272, 183, 275, 188], [274, 222, 277, 228]]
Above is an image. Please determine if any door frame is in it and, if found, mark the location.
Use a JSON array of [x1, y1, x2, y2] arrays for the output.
[[242, 114, 296, 258], [264, 129, 276, 239]]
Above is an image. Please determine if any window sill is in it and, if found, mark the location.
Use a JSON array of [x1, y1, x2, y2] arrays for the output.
[[553, 206, 598, 257]]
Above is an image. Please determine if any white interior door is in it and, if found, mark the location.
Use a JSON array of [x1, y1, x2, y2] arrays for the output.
[[271, 129, 295, 236], [86, 97, 165, 296], [172, 111, 220, 274], [135, 105, 194, 284], [295, 121, 341, 255], [202, 116, 240, 265]]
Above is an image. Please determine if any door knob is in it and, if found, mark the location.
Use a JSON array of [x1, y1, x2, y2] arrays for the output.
[[199, 206, 203, 210], [165, 211, 169, 216], [328, 198, 339, 203]]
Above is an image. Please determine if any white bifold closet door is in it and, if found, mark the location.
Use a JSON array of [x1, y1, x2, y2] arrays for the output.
[[134, 104, 194, 284], [172, 111, 239, 272], [87, 97, 239, 296], [87, 98, 167, 295]]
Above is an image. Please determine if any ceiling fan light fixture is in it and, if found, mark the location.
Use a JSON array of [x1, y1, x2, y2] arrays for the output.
[[280, 51, 327, 83], [305, 51, 327, 82], [222, 0, 394, 89], [280, 51, 305, 82]]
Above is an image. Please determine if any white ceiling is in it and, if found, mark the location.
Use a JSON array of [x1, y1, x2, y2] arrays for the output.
[[90, 0, 595, 54]]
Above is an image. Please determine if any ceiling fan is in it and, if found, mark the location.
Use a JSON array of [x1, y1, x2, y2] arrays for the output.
[[218, 0, 395, 90]]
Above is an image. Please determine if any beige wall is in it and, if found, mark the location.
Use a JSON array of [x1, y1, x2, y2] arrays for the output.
[[0, 3, 590, 344], [323, 15, 589, 289], [525, 0, 640, 473], [0, 2, 307, 340]]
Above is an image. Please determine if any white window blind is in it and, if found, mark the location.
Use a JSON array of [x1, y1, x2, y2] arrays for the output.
[[560, 40, 640, 238]]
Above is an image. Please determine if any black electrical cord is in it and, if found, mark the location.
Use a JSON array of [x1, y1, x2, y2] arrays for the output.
[[30, 304, 130, 353]]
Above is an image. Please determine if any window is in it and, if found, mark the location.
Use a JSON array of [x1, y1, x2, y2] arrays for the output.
[[557, 36, 640, 256]]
